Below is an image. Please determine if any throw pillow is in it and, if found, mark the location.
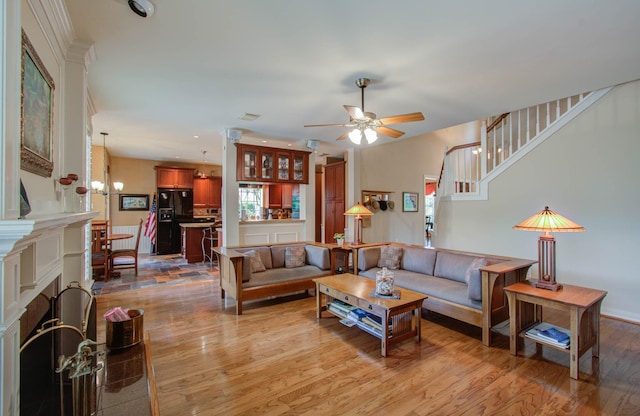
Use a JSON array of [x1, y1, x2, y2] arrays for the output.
[[245, 250, 266, 273], [377, 245, 403, 270], [285, 246, 306, 268], [465, 257, 490, 301]]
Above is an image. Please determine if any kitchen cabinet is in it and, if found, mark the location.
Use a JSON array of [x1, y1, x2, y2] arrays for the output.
[[282, 184, 293, 208], [194, 176, 222, 208], [264, 184, 294, 209], [236, 144, 309, 184], [265, 184, 282, 208], [156, 166, 194, 189], [236, 144, 276, 182]]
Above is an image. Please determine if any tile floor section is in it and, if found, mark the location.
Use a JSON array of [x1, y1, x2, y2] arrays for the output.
[[91, 254, 217, 295]]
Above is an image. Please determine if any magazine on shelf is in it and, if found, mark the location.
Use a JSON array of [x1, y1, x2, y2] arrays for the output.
[[328, 300, 357, 315], [347, 308, 368, 322], [525, 322, 570, 348]]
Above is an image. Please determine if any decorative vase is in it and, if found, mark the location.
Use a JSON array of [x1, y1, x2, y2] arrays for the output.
[[336, 238, 344, 247], [376, 267, 395, 296]]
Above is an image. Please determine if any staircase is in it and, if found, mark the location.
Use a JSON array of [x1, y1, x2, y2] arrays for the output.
[[437, 87, 612, 205]]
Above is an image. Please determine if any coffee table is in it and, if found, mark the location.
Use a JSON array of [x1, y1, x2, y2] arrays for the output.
[[314, 273, 427, 356]]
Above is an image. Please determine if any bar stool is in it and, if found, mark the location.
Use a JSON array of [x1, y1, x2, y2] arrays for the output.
[[201, 227, 217, 266]]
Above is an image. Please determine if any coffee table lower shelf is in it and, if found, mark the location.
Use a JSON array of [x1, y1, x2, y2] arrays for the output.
[[314, 274, 427, 357]]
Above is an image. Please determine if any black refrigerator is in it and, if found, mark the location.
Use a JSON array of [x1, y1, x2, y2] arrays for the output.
[[156, 189, 194, 254]]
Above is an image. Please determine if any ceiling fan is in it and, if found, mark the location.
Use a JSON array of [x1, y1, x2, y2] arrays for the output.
[[304, 78, 425, 144]]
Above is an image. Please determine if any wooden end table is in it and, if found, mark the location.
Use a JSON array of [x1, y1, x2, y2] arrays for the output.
[[325, 242, 387, 275], [314, 273, 427, 356], [504, 281, 607, 379]]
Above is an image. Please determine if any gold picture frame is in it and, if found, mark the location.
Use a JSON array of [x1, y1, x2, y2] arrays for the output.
[[21, 29, 54, 177]]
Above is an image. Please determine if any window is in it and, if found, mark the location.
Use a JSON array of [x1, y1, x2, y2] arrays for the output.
[[239, 185, 263, 220]]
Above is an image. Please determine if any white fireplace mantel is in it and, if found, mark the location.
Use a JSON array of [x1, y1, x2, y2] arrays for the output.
[[0, 211, 97, 415]]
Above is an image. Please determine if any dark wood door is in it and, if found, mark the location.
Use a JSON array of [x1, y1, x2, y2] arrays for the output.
[[324, 161, 346, 243]]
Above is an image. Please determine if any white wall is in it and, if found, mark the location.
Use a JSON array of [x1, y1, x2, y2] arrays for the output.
[[359, 121, 481, 244]]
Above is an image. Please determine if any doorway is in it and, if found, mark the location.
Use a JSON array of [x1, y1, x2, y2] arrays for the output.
[[425, 177, 437, 246]]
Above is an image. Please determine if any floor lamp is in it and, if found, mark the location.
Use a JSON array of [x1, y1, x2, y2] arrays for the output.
[[513, 206, 585, 291], [344, 202, 373, 245]]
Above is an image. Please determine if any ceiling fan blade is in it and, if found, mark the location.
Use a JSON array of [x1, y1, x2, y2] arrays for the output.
[[376, 126, 405, 139], [344, 105, 364, 120], [304, 123, 354, 128], [336, 131, 350, 141], [378, 112, 425, 125]]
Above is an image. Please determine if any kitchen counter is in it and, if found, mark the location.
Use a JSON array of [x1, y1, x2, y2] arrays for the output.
[[239, 219, 305, 224], [179, 222, 216, 228], [179, 223, 219, 263]]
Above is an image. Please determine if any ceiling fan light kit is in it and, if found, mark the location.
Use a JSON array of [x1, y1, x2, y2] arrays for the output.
[[304, 77, 424, 145], [128, 0, 154, 18]]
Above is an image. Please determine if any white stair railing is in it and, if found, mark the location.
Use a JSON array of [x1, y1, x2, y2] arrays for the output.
[[484, 92, 592, 174], [437, 88, 609, 202]]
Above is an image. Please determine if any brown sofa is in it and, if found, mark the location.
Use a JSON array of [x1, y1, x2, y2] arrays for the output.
[[213, 242, 332, 315]]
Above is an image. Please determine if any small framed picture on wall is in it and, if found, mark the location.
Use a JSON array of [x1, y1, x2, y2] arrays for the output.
[[119, 194, 149, 211], [402, 192, 419, 212]]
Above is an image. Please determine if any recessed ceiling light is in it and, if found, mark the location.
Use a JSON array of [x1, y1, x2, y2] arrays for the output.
[[238, 112, 260, 121], [287, 143, 293, 147], [175, 156, 180, 159], [261, 140, 268, 143], [193, 135, 199, 139], [128, 0, 154, 18]]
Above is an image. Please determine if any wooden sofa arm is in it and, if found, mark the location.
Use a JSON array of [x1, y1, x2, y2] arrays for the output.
[[213, 247, 245, 314], [480, 258, 537, 346]]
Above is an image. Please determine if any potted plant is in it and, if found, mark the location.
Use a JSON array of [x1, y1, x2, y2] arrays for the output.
[[333, 232, 344, 246]]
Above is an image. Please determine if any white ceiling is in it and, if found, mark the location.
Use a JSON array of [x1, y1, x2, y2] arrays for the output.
[[63, 0, 640, 166]]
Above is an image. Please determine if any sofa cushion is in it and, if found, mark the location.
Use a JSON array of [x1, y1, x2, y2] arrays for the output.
[[305, 245, 330, 270], [359, 267, 481, 310], [465, 257, 490, 301], [243, 265, 327, 288], [245, 250, 266, 273], [402, 246, 437, 276], [358, 246, 381, 272], [285, 246, 306, 268], [235, 247, 273, 269], [271, 244, 305, 268], [377, 245, 403, 269], [434, 251, 479, 284]]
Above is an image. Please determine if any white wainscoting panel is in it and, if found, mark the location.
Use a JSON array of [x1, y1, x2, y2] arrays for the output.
[[111, 225, 152, 253], [274, 232, 299, 243], [244, 233, 270, 245]]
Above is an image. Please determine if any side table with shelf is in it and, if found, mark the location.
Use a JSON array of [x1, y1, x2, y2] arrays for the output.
[[504, 281, 607, 380]]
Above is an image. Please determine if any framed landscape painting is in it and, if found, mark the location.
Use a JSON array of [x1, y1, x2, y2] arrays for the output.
[[119, 194, 150, 211], [20, 29, 55, 177], [403, 192, 419, 212]]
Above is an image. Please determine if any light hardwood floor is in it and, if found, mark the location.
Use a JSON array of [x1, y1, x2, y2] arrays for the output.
[[96, 277, 640, 415]]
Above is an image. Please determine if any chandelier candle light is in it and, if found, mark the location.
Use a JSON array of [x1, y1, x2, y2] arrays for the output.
[[91, 132, 124, 195], [344, 202, 373, 245], [513, 206, 585, 291]]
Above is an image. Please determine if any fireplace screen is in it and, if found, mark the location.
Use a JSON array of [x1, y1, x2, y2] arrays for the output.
[[20, 282, 101, 416]]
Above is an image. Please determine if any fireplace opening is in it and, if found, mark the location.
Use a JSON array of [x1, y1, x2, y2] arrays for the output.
[[20, 279, 98, 416]]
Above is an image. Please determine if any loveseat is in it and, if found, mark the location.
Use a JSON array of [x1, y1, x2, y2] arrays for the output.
[[357, 243, 536, 346], [213, 242, 332, 314]]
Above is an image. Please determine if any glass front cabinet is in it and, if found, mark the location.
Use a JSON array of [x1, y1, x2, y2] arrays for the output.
[[236, 143, 309, 184]]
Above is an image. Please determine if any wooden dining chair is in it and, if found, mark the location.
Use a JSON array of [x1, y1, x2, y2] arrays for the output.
[[91, 221, 110, 281], [110, 218, 144, 276]]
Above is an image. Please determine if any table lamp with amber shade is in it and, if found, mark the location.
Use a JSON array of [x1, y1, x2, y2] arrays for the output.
[[513, 206, 585, 291], [344, 202, 373, 245]]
